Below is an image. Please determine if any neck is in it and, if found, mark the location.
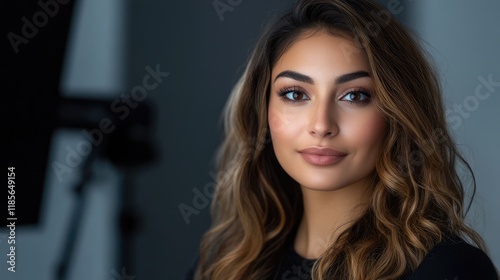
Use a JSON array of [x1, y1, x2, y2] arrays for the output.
[[294, 178, 373, 259]]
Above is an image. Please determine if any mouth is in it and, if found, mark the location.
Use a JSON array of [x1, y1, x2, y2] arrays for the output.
[[298, 147, 347, 166]]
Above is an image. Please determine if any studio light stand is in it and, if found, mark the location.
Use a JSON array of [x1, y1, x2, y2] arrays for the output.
[[54, 98, 157, 280]]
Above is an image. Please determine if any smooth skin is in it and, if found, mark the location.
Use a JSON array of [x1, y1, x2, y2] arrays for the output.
[[268, 30, 387, 259]]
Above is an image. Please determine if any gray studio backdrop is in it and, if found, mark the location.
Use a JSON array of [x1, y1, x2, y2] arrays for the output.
[[1, 1, 498, 280]]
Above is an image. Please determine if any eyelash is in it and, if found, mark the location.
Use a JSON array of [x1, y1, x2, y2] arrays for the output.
[[277, 86, 307, 104], [277, 86, 372, 105], [342, 87, 372, 105]]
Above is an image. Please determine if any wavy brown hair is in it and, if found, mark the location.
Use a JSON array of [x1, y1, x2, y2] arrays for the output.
[[195, 0, 490, 279]]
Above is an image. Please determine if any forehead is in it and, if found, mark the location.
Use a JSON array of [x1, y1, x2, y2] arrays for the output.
[[271, 30, 369, 79]]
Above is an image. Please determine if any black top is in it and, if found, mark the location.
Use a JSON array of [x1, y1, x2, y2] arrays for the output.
[[186, 236, 498, 279], [273, 236, 498, 280]]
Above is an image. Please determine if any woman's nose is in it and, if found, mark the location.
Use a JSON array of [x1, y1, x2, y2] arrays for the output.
[[308, 101, 339, 138]]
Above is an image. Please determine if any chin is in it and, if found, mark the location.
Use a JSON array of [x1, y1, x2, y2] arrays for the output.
[[293, 172, 375, 193], [296, 178, 351, 192]]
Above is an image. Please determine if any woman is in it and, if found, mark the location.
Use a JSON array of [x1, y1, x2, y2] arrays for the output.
[[188, 0, 498, 279]]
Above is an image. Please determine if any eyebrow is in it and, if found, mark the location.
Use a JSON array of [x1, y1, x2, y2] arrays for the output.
[[335, 71, 370, 84], [273, 70, 370, 85]]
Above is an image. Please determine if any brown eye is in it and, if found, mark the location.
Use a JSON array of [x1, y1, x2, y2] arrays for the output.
[[293, 92, 304, 100], [279, 89, 310, 103], [348, 92, 362, 101], [340, 90, 371, 104]]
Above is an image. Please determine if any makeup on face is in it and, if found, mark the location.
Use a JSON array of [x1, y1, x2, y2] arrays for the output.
[[268, 31, 386, 192]]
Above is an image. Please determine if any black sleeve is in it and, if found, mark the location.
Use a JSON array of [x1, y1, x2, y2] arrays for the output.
[[185, 267, 194, 280], [407, 238, 498, 280], [185, 256, 198, 280]]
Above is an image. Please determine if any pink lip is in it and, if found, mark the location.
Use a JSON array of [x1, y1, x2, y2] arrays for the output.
[[298, 147, 347, 166]]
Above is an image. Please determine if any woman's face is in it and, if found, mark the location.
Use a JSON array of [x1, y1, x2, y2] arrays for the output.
[[268, 30, 386, 191]]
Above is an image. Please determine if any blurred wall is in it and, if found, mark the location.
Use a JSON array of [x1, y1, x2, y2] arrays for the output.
[[410, 0, 500, 266]]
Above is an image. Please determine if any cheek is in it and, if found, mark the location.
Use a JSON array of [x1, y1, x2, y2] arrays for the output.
[[346, 111, 386, 153], [267, 109, 283, 135], [268, 101, 305, 139]]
